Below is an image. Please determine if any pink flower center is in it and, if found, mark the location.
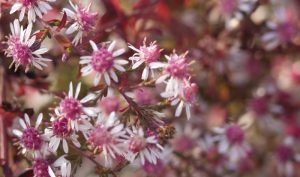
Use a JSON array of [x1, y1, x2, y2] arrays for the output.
[[277, 22, 296, 42], [225, 125, 244, 144], [140, 44, 160, 64], [52, 118, 72, 137], [183, 83, 198, 103], [128, 136, 146, 153], [21, 127, 42, 150], [134, 88, 152, 105], [33, 158, 50, 177], [12, 43, 32, 66], [77, 8, 97, 32], [91, 48, 114, 72], [220, 0, 237, 15], [99, 96, 119, 115], [60, 98, 82, 120], [21, 0, 38, 7], [276, 145, 294, 162], [165, 55, 188, 79], [88, 124, 112, 148]]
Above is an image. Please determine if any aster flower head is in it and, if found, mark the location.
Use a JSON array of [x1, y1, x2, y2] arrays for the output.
[[261, 7, 298, 50], [10, 0, 55, 22], [153, 51, 190, 98], [163, 81, 198, 119], [213, 124, 251, 166], [64, 0, 98, 46], [87, 112, 126, 166], [124, 126, 163, 165], [126, 88, 154, 106], [129, 38, 162, 80], [44, 117, 81, 153], [5, 19, 51, 72], [57, 82, 97, 131], [98, 96, 120, 116], [80, 40, 128, 86], [33, 158, 56, 177], [13, 113, 45, 156]]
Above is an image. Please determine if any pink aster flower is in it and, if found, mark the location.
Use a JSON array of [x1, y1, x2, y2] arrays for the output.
[[126, 87, 154, 106], [55, 82, 97, 131], [128, 38, 162, 80], [87, 112, 126, 166], [261, 7, 298, 50], [63, 0, 98, 46], [5, 19, 51, 72], [10, 0, 55, 22], [12, 113, 46, 157], [98, 96, 120, 116], [32, 158, 56, 177], [124, 126, 163, 165], [80, 40, 128, 86], [152, 51, 190, 97], [44, 117, 81, 153], [213, 124, 251, 165], [162, 82, 198, 119]]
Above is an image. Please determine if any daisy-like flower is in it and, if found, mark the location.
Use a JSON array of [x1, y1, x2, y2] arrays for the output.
[[52, 155, 72, 177], [5, 19, 51, 72], [10, 0, 55, 23], [151, 51, 190, 97], [171, 124, 200, 152], [164, 82, 198, 120], [128, 38, 162, 80], [124, 126, 163, 165], [87, 112, 126, 166], [261, 7, 298, 50], [80, 40, 128, 86], [63, 0, 98, 46], [56, 82, 97, 131], [13, 113, 46, 156], [32, 158, 56, 177], [44, 117, 81, 153], [213, 124, 251, 165]]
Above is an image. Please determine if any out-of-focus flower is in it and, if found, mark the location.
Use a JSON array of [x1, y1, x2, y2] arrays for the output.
[[171, 124, 200, 152], [12, 113, 45, 156], [87, 112, 126, 166], [10, 0, 55, 22], [261, 7, 298, 50], [213, 124, 251, 168], [128, 38, 162, 80], [98, 96, 120, 116], [126, 87, 154, 106], [63, 0, 98, 46], [124, 126, 163, 165], [80, 40, 128, 86], [5, 19, 51, 72], [55, 82, 97, 131]]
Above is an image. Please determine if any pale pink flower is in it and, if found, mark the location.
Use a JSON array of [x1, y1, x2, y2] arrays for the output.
[[80, 40, 128, 86], [63, 0, 98, 45], [10, 0, 55, 22], [87, 112, 126, 166], [128, 38, 161, 80], [5, 19, 51, 72], [12, 113, 46, 156], [124, 126, 163, 165]]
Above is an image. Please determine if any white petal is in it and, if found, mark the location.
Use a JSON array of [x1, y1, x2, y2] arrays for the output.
[[10, 3, 22, 14], [104, 72, 111, 85], [35, 113, 43, 128], [141, 67, 149, 80], [63, 139, 69, 153], [113, 48, 126, 57], [175, 101, 184, 117], [33, 48, 48, 55], [132, 59, 144, 69], [68, 82, 73, 97], [108, 41, 116, 52], [75, 82, 81, 99], [89, 40, 98, 51]]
